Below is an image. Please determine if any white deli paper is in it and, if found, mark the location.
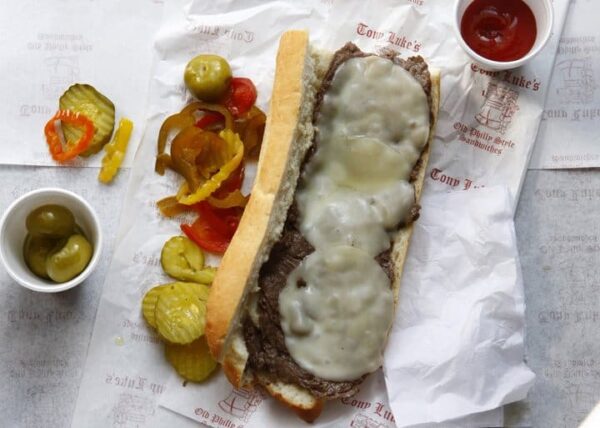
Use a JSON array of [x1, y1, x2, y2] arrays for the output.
[[385, 186, 535, 426], [161, 365, 503, 428], [72, 0, 568, 427], [0, 0, 164, 168], [530, 0, 600, 169], [514, 169, 600, 427]]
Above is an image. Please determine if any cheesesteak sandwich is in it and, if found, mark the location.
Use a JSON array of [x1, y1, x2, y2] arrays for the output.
[[206, 30, 440, 421]]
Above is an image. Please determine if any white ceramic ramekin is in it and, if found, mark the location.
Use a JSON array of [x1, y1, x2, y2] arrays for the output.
[[0, 188, 103, 293]]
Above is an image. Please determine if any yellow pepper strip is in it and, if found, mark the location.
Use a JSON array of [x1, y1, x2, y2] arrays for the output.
[[208, 190, 249, 209], [98, 118, 134, 183], [176, 129, 244, 206]]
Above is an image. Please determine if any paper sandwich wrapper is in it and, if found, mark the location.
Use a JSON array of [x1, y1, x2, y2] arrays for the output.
[[71, 0, 570, 426]]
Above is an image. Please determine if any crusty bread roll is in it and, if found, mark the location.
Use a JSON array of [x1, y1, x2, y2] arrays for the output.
[[206, 30, 440, 422]]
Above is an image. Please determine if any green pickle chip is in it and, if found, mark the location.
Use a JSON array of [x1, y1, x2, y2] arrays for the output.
[[153, 282, 210, 344], [165, 337, 217, 382]]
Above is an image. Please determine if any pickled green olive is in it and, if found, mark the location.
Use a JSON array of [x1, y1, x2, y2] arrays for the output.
[[46, 234, 93, 283], [23, 234, 56, 279], [184, 55, 232, 102], [26, 204, 75, 238]]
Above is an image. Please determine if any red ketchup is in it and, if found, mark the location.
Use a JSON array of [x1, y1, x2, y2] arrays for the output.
[[460, 0, 537, 62]]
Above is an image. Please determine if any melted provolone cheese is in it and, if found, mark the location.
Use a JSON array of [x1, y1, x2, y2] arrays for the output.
[[279, 247, 394, 381], [279, 55, 430, 381]]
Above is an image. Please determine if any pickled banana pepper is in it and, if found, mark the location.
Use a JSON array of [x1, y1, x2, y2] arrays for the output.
[[23, 204, 93, 283]]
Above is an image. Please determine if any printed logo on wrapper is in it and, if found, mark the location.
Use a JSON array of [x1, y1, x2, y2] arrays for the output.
[[183, 23, 255, 69], [475, 82, 520, 134], [122, 317, 161, 345], [27, 33, 91, 101], [111, 393, 155, 427], [470, 64, 542, 92], [355, 22, 423, 53], [20, 392, 65, 427], [450, 81, 520, 158], [555, 58, 596, 105], [186, 23, 256, 44], [42, 56, 80, 100], [561, 383, 598, 426], [429, 168, 484, 191], [216, 388, 264, 423], [19, 104, 52, 117], [350, 412, 387, 428]]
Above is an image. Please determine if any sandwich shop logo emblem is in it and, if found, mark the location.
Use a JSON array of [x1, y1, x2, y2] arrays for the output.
[[475, 81, 520, 134], [350, 412, 387, 428], [111, 393, 155, 427], [555, 57, 596, 105], [42, 56, 80, 101], [218, 388, 264, 422]]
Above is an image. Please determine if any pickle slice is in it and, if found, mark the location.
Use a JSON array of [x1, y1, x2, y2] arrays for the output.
[[161, 236, 207, 283], [196, 266, 217, 284], [165, 337, 217, 382], [154, 282, 209, 344], [142, 284, 168, 328], [59, 83, 116, 156], [176, 281, 210, 302]]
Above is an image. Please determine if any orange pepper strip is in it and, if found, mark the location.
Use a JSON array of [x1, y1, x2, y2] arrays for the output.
[[44, 110, 94, 162]]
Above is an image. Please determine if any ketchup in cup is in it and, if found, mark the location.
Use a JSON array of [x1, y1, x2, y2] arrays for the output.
[[460, 0, 537, 62]]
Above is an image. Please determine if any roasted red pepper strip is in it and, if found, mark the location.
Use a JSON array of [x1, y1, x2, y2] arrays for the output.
[[44, 110, 94, 162], [193, 201, 233, 238], [180, 202, 243, 254], [221, 77, 257, 117], [181, 221, 230, 254], [220, 207, 243, 234], [195, 111, 224, 130]]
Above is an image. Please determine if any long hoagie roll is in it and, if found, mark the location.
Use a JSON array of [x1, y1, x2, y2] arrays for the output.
[[206, 30, 440, 422]]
